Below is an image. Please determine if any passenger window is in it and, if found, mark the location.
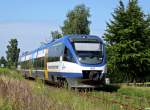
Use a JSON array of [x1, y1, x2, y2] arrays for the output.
[[48, 42, 65, 62]]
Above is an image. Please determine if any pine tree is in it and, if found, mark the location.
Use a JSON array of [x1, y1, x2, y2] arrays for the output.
[[104, 0, 150, 82]]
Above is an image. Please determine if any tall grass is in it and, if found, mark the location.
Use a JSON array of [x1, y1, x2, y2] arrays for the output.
[[0, 68, 23, 80], [0, 68, 150, 110], [89, 85, 150, 110], [0, 76, 106, 110], [118, 85, 150, 98], [0, 68, 104, 110]]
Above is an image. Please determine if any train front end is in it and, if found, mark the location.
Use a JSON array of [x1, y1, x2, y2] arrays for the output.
[[62, 35, 107, 88]]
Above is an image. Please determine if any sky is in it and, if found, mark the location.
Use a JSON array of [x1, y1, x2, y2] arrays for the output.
[[0, 0, 150, 57]]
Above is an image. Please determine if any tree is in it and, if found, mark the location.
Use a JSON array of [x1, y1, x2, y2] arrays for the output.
[[6, 38, 20, 68], [62, 4, 90, 35], [0, 56, 7, 67], [103, 0, 150, 83], [51, 30, 63, 40]]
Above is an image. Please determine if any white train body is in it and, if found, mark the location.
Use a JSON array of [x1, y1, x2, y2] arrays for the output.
[[19, 35, 107, 88]]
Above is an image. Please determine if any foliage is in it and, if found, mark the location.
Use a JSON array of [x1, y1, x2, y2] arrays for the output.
[[51, 30, 63, 40], [0, 56, 7, 67], [6, 39, 20, 69], [103, 0, 150, 83], [62, 4, 90, 35]]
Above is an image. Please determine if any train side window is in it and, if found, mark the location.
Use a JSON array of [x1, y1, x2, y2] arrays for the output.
[[64, 47, 74, 62], [33, 58, 36, 69], [48, 42, 65, 62], [35, 57, 44, 70]]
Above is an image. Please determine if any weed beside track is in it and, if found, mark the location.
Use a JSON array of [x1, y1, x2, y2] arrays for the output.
[[0, 68, 150, 110]]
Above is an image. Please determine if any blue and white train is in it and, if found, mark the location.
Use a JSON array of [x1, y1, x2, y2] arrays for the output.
[[19, 35, 107, 88]]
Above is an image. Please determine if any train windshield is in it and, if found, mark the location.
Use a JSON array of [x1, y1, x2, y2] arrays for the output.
[[72, 39, 103, 64]]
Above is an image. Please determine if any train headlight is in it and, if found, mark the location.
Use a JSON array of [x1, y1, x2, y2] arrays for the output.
[[78, 57, 82, 61]]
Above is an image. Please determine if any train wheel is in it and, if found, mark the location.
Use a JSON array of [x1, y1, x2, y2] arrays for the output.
[[57, 78, 64, 88], [63, 79, 71, 90]]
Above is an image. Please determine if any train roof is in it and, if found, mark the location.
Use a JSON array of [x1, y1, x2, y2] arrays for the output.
[[20, 35, 103, 57]]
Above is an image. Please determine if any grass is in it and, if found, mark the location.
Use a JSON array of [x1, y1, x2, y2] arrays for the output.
[[0, 68, 104, 110], [118, 85, 150, 98], [0, 76, 104, 110], [0, 68, 23, 80], [0, 68, 150, 110], [89, 85, 150, 109]]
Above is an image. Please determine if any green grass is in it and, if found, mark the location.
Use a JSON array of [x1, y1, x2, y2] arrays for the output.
[[0, 68, 105, 110], [118, 85, 150, 98], [0, 68, 150, 110], [0, 68, 23, 80], [89, 85, 150, 110]]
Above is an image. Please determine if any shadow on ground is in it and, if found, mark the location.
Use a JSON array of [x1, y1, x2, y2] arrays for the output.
[[94, 85, 120, 92]]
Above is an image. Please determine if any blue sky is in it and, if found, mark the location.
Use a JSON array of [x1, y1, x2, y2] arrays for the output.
[[0, 0, 150, 57]]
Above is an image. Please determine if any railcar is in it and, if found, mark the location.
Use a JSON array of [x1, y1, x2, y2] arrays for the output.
[[19, 35, 107, 88]]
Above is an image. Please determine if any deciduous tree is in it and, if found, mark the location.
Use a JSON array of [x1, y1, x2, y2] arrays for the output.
[[0, 56, 7, 67], [51, 30, 63, 40], [6, 38, 20, 68], [62, 4, 90, 35]]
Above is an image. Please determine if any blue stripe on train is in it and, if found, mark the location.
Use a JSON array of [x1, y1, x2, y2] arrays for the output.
[[48, 72, 83, 78]]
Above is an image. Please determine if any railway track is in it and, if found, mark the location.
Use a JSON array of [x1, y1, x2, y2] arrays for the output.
[[79, 92, 145, 110]]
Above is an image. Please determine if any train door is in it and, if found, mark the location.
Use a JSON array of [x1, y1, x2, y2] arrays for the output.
[[63, 47, 75, 63], [44, 48, 49, 80]]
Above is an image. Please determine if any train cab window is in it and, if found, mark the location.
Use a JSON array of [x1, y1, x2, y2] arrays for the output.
[[64, 47, 74, 62]]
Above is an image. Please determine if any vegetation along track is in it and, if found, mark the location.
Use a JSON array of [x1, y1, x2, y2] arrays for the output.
[[79, 91, 147, 110], [26, 77, 150, 110], [1, 68, 149, 110], [30, 78, 150, 110]]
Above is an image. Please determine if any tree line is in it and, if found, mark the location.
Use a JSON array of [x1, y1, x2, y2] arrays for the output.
[[0, 0, 150, 83]]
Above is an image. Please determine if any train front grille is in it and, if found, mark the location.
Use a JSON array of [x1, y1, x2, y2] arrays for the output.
[[82, 70, 102, 80]]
